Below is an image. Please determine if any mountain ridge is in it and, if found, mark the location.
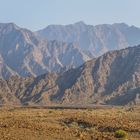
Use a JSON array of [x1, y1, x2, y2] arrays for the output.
[[1, 22, 140, 79], [37, 22, 140, 56], [0, 22, 92, 79], [0, 45, 139, 106]]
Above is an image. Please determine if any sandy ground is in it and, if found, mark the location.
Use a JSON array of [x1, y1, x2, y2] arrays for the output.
[[0, 106, 139, 140]]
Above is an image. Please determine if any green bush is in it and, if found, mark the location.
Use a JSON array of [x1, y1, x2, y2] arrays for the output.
[[115, 129, 128, 138], [48, 110, 53, 113]]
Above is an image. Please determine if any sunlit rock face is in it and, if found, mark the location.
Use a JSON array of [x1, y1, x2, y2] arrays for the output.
[[0, 23, 92, 79], [0, 45, 139, 106]]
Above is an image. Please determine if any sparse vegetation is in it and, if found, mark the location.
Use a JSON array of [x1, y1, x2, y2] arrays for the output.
[[0, 106, 139, 140], [115, 129, 128, 138]]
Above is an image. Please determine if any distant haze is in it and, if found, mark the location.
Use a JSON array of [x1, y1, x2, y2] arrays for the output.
[[0, 0, 140, 30]]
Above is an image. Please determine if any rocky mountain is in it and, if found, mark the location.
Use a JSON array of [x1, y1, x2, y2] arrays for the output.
[[0, 23, 92, 79], [0, 45, 139, 106], [1, 22, 140, 79], [37, 21, 140, 57]]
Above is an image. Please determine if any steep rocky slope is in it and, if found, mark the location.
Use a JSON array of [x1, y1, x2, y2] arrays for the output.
[[0, 45, 139, 106], [1, 22, 140, 79], [0, 23, 91, 79]]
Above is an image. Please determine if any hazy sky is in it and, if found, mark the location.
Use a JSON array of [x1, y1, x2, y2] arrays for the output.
[[0, 0, 139, 30]]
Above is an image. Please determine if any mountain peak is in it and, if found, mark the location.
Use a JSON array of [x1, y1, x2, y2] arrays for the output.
[[112, 23, 129, 28], [0, 22, 19, 31], [74, 21, 86, 26]]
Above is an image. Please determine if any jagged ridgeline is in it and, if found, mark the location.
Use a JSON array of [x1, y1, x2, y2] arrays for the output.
[[0, 45, 140, 106], [0, 23, 92, 79], [1, 22, 140, 79]]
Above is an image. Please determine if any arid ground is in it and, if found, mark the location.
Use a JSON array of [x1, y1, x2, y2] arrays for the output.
[[0, 106, 139, 140]]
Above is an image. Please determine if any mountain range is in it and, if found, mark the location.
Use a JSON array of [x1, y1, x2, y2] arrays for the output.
[[37, 21, 140, 56], [0, 45, 140, 106], [0, 23, 91, 79], [0, 22, 140, 79], [0, 22, 140, 106]]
